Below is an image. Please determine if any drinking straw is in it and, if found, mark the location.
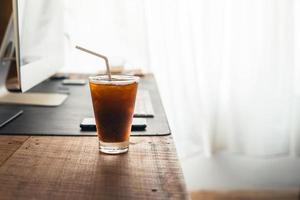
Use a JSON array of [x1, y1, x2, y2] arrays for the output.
[[75, 45, 112, 80]]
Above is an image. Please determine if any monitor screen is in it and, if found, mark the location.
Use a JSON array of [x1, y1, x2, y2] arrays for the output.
[[17, 0, 64, 66], [14, 0, 64, 92]]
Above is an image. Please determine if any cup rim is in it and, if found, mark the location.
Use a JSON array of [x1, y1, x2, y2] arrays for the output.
[[89, 74, 139, 85]]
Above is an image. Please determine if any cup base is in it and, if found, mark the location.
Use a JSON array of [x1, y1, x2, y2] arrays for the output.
[[99, 141, 129, 154]]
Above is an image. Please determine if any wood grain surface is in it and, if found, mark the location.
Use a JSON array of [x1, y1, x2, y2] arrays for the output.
[[0, 74, 188, 199], [0, 135, 28, 166], [190, 190, 300, 200], [0, 136, 188, 200]]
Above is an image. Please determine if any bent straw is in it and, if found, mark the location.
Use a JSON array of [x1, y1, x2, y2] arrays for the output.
[[75, 45, 112, 80]]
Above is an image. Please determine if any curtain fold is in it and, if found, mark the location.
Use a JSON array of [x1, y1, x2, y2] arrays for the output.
[[64, 0, 300, 158]]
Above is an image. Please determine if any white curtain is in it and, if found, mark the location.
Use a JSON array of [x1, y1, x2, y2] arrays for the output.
[[64, 0, 300, 158]]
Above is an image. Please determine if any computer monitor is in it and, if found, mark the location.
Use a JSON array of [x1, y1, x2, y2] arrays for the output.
[[0, 0, 67, 106]]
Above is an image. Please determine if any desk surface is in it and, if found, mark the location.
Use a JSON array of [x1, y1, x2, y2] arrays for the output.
[[0, 74, 171, 136], [0, 74, 188, 200]]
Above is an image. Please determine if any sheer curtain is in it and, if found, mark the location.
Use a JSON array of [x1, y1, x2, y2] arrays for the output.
[[64, 0, 300, 158]]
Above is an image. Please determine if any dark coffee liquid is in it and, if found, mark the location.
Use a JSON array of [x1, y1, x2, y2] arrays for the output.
[[89, 81, 138, 143]]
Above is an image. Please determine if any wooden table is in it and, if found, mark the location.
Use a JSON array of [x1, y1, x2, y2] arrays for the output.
[[0, 75, 188, 200]]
